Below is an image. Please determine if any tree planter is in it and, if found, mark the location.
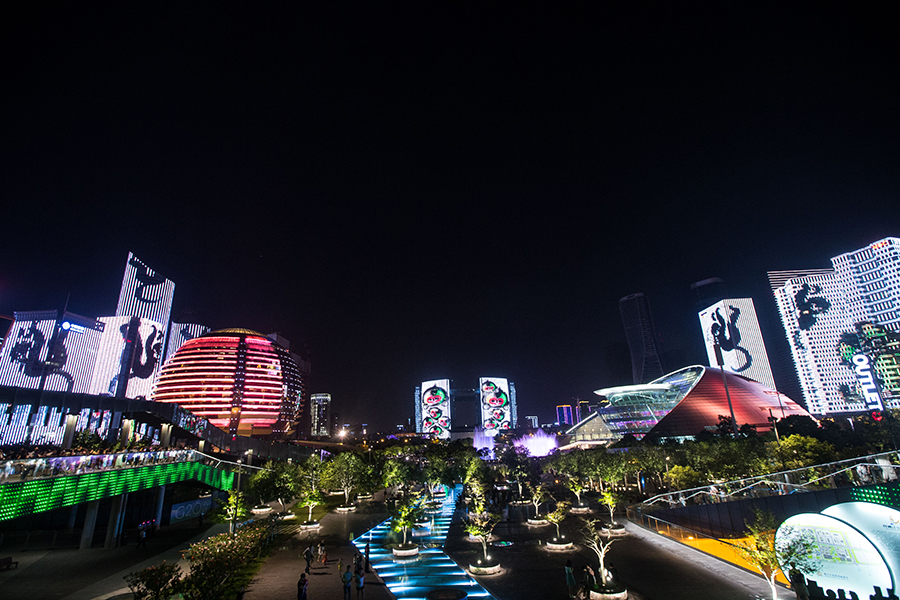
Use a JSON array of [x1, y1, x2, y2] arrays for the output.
[[546, 537, 574, 550], [299, 521, 320, 530], [589, 583, 628, 600], [601, 523, 626, 537], [467, 533, 496, 543], [392, 543, 420, 557], [335, 504, 357, 513], [468, 557, 501, 575], [527, 518, 550, 526], [425, 502, 443, 513], [570, 505, 592, 514], [357, 493, 373, 500], [251, 506, 272, 514]]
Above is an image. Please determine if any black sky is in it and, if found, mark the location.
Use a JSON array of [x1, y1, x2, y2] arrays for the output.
[[1, 3, 899, 429]]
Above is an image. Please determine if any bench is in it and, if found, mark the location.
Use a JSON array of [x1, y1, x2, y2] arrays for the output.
[[0, 556, 18, 569]]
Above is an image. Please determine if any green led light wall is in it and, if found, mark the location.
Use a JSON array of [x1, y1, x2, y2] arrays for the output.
[[0, 462, 233, 521], [850, 484, 900, 509]]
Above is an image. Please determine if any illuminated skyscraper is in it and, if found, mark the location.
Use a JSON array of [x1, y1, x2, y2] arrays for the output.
[[698, 298, 776, 389], [619, 293, 664, 384], [310, 393, 331, 437], [525, 415, 539, 428], [556, 404, 573, 425], [770, 237, 900, 414]]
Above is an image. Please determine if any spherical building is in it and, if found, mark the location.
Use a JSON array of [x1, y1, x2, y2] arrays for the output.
[[151, 329, 304, 437]]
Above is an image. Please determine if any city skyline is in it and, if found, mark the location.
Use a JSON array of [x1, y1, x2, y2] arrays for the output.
[[2, 4, 899, 430]]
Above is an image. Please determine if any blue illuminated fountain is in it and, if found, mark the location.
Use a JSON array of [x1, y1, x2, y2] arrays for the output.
[[353, 485, 497, 599]]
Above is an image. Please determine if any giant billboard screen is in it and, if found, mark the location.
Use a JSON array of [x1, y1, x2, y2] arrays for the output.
[[698, 298, 776, 390], [0, 311, 60, 390], [420, 379, 451, 438], [116, 253, 175, 326], [89, 316, 165, 398], [480, 377, 512, 436]]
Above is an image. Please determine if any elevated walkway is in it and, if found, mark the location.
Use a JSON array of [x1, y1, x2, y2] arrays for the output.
[[0, 450, 234, 522]]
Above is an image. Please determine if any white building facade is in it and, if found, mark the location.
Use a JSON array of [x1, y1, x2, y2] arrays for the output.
[[770, 238, 900, 415]]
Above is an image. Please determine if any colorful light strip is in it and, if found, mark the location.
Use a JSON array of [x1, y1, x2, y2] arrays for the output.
[[0, 462, 233, 522]]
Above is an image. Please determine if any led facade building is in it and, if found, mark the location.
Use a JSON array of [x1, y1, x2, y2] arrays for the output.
[[151, 329, 305, 437], [595, 365, 810, 440], [698, 298, 776, 389], [164, 322, 211, 364], [619, 293, 664, 384], [415, 377, 518, 437], [310, 393, 331, 437], [116, 253, 175, 327], [770, 238, 900, 415], [556, 404, 573, 425], [419, 379, 451, 439]]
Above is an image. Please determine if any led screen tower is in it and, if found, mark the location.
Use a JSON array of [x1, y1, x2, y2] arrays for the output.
[[0, 311, 63, 390], [698, 298, 776, 389], [116, 253, 175, 326], [770, 237, 900, 415], [310, 393, 331, 437], [480, 377, 514, 435], [419, 379, 451, 438]]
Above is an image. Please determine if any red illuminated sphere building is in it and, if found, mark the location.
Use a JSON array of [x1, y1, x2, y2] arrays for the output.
[[151, 329, 304, 437]]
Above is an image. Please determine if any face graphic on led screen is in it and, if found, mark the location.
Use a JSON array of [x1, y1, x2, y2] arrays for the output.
[[420, 379, 451, 438], [480, 377, 511, 436]]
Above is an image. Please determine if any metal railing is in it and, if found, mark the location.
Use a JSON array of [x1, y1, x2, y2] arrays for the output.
[[0, 449, 203, 483], [641, 449, 900, 509]]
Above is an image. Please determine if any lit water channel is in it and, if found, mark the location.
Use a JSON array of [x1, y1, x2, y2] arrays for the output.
[[353, 485, 496, 600]]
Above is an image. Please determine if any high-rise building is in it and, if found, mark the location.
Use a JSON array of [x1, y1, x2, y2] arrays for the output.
[[310, 393, 331, 437], [556, 404, 573, 425], [690, 277, 728, 312], [619, 293, 664, 384], [770, 237, 900, 414], [525, 415, 539, 428], [698, 298, 776, 389], [575, 398, 591, 422]]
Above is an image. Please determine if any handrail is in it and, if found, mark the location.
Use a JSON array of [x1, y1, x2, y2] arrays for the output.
[[641, 449, 900, 508], [0, 448, 202, 483]]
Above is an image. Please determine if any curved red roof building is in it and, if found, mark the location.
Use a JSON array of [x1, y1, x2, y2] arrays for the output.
[[595, 365, 811, 440], [151, 328, 304, 437]]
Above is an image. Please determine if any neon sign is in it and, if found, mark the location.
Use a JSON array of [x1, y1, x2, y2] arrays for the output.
[[853, 353, 884, 411]]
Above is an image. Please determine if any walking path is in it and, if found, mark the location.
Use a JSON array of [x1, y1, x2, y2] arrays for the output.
[[0, 489, 794, 600]]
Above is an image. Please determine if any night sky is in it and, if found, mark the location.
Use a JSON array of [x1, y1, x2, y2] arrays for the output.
[[1, 4, 898, 430]]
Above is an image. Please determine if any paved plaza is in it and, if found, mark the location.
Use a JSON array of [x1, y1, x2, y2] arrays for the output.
[[0, 491, 793, 600]]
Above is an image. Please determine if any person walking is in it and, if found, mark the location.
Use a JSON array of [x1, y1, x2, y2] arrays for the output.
[[341, 565, 353, 600], [565, 559, 576, 598], [364, 542, 370, 573], [322, 546, 328, 567], [337, 557, 343, 575], [303, 545, 314, 574], [297, 573, 308, 600], [355, 568, 365, 600]]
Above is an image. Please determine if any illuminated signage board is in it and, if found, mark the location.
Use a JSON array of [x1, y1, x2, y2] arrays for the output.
[[420, 379, 451, 439], [822, 502, 900, 588], [116, 252, 175, 326], [852, 353, 885, 411], [698, 298, 776, 390], [480, 377, 511, 436], [777, 511, 893, 597], [0, 311, 59, 390], [89, 316, 165, 398]]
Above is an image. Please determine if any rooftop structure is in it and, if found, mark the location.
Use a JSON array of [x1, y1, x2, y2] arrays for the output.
[[594, 365, 810, 440], [619, 292, 664, 384]]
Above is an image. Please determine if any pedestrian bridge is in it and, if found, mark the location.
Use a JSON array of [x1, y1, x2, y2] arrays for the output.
[[0, 449, 234, 522]]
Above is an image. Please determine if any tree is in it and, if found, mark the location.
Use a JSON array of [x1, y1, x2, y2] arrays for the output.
[[213, 490, 249, 535], [382, 457, 411, 496], [301, 453, 326, 493], [391, 493, 426, 546], [735, 509, 820, 600], [594, 451, 627, 491], [545, 500, 571, 539], [527, 482, 549, 518], [326, 452, 365, 505], [580, 518, 620, 587], [500, 445, 532, 499], [770, 435, 836, 472], [566, 476, 585, 506], [665, 464, 702, 490], [297, 488, 324, 523], [246, 461, 297, 512], [776, 525, 821, 600], [600, 489, 621, 525], [464, 510, 501, 563]]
